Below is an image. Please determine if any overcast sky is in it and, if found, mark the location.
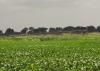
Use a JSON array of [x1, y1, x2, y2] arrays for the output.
[[0, 0, 100, 31]]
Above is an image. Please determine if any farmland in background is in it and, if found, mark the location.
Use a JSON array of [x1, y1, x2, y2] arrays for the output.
[[0, 34, 100, 71]]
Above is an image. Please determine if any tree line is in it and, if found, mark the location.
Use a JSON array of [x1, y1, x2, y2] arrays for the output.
[[1, 25, 100, 36]]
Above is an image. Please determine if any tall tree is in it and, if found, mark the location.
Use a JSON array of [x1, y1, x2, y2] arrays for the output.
[[0, 30, 3, 35], [37, 27, 48, 33], [33, 29, 39, 33], [81, 27, 87, 31], [28, 27, 34, 34], [21, 27, 28, 34], [5, 28, 14, 35], [74, 26, 87, 31], [29, 27, 34, 31], [49, 28, 56, 33], [55, 27, 63, 33], [87, 26, 96, 32], [63, 26, 74, 32], [97, 26, 100, 32]]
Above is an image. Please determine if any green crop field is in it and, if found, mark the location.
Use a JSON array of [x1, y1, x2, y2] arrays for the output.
[[0, 34, 100, 71]]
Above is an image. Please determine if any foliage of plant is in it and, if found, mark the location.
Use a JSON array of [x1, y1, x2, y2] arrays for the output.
[[0, 34, 100, 71]]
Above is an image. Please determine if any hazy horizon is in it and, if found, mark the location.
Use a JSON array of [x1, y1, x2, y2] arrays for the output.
[[0, 0, 100, 32]]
